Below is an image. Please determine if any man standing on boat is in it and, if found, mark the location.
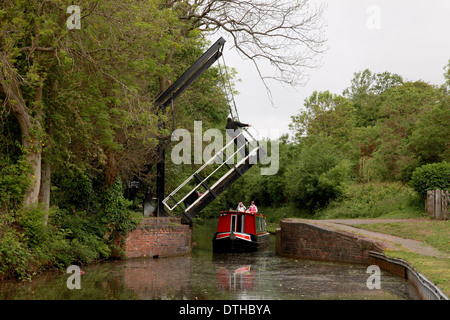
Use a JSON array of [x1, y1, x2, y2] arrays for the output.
[[226, 117, 251, 158]]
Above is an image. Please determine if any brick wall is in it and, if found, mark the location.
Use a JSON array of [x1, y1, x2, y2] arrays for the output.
[[276, 219, 382, 264], [124, 217, 192, 259]]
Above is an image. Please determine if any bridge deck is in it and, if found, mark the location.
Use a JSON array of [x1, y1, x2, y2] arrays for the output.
[[162, 126, 266, 224], [183, 149, 263, 222]]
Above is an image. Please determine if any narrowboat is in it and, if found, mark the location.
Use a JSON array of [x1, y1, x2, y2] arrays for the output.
[[212, 211, 270, 253]]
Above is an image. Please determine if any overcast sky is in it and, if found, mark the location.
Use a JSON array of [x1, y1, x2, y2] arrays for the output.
[[212, 0, 450, 139]]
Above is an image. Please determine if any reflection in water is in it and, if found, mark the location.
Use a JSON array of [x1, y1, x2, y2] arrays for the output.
[[123, 256, 193, 299], [216, 264, 254, 292], [0, 219, 420, 300]]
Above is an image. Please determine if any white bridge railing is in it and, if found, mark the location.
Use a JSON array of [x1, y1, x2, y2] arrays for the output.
[[162, 126, 263, 214]]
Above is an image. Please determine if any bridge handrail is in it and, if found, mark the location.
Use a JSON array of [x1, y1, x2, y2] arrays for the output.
[[162, 126, 260, 212]]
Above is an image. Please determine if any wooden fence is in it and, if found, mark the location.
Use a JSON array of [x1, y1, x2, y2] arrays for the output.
[[426, 190, 449, 220]]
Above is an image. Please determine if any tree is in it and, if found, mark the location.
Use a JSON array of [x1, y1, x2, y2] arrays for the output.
[[173, 0, 327, 91], [1, 0, 327, 211], [409, 92, 450, 164], [0, 0, 64, 205], [343, 69, 403, 127], [0, 0, 212, 207], [143, 0, 328, 202], [289, 91, 355, 144], [374, 81, 443, 181], [285, 138, 352, 210]]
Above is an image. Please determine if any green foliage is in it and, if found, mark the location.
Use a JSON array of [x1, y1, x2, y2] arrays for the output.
[[365, 81, 444, 182], [102, 179, 136, 258], [0, 204, 72, 281], [410, 162, 450, 198], [290, 90, 356, 142], [285, 138, 352, 210], [54, 211, 111, 264], [315, 182, 424, 219], [0, 174, 139, 280], [343, 69, 403, 127], [16, 204, 52, 248], [0, 227, 31, 281], [0, 0, 232, 281], [51, 167, 97, 212], [262, 204, 310, 225], [0, 155, 31, 211], [409, 98, 450, 164], [51, 176, 137, 262], [289, 69, 448, 185], [225, 65, 449, 220]]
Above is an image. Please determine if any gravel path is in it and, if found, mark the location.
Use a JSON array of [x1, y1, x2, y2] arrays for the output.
[[296, 218, 449, 259]]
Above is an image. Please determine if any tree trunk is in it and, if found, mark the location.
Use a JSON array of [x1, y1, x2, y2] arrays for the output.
[[23, 148, 42, 206], [105, 150, 118, 188], [0, 57, 43, 206], [39, 157, 51, 224], [39, 158, 51, 209]]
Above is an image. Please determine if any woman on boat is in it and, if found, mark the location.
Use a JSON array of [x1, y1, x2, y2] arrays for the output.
[[237, 202, 246, 212], [248, 201, 258, 213]]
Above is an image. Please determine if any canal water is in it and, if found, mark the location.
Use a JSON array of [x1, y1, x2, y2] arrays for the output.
[[0, 219, 420, 300]]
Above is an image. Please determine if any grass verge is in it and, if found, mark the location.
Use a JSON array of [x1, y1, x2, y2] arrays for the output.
[[384, 250, 450, 298], [356, 220, 450, 297]]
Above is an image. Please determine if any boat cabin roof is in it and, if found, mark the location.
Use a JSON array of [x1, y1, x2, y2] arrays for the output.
[[219, 210, 265, 217]]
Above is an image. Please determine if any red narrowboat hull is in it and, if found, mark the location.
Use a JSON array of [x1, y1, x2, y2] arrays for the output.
[[212, 211, 270, 253], [213, 232, 270, 253]]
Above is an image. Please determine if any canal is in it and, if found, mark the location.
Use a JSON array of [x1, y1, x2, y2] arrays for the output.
[[0, 219, 420, 300]]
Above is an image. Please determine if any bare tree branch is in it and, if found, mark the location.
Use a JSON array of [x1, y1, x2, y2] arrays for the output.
[[19, 46, 55, 53], [178, 0, 327, 93]]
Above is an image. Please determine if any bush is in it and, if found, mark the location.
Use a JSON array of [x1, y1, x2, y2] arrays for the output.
[[410, 162, 450, 198], [0, 228, 32, 281], [0, 170, 139, 281], [55, 211, 111, 264], [16, 204, 52, 248], [102, 178, 136, 258], [0, 204, 72, 281], [285, 140, 352, 210], [0, 156, 31, 211], [315, 182, 424, 219]]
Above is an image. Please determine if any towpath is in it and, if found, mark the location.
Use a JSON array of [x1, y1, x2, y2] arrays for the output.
[[292, 218, 449, 259]]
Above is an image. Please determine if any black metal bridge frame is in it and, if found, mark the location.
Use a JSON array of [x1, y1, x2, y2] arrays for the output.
[[154, 37, 226, 216]]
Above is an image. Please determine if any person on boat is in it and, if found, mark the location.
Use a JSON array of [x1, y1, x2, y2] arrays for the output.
[[226, 117, 251, 158], [248, 201, 258, 213], [237, 201, 246, 212]]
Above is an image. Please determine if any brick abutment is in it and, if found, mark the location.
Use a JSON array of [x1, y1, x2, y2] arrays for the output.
[[124, 217, 192, 259], [276, 219, 383, 264]]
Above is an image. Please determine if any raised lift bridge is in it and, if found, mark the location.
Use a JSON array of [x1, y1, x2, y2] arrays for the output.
[[163, 128, 267, 224], [153, 37, 266, 224]]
